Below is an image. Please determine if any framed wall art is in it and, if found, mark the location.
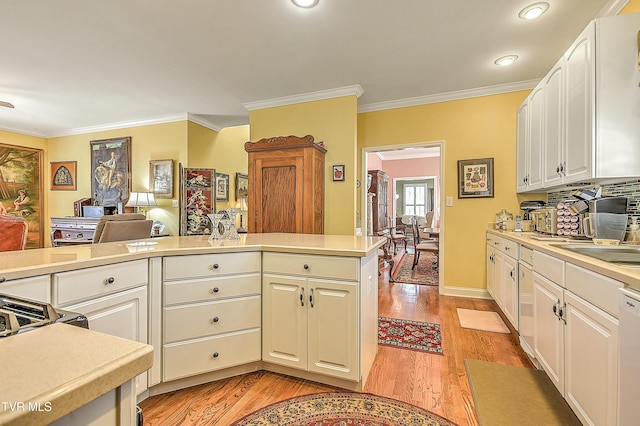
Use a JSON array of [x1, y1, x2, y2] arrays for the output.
[[332, 164, 345, 181], [235, 172, 248, 200], [457, 157, 494, 198], [90, 136, 131, 206], [50, 161, 77, 191], [149, 159, 174, 199], [180, 166, 216, 236], [0, 143, 44, 248], [216, 172, 229, 202]]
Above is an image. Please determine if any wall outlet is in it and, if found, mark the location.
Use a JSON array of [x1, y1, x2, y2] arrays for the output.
[[446, 196, 453, 207], [172, 200, 178, 208]]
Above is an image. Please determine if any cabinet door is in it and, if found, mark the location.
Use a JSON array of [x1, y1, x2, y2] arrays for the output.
[[307, 279, 358, 381], [500, 254, 518, 330], [564, 22, 594, 183], [262, 274, 307, 370], [65, 286, 148, 396], [516, 100, 529, 193], [0, 275, 50, 303], [533, 273, 564, 394], [486, 244, 496, 299], [564, 291, 618, 426], [493, 251, 505, 310], [543, 61, 564, 187], [527, 84, 544, 190], [518, 262, 535, 356]]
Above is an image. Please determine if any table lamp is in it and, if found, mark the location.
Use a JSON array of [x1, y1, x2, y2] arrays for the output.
[[125, 192, 157, 218], [235, 198, 248, 233]]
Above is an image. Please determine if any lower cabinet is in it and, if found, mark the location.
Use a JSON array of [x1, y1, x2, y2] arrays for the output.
[[533, 251, 620, 426], [0, 275, 51, 302], [486, 234, 518, 329], [262, 252, 360, 381]]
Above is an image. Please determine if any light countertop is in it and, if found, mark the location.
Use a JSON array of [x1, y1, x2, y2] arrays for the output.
[[487, 229, 640, 291], [0, 323, 153, 426], [0, 234, 387, 281]]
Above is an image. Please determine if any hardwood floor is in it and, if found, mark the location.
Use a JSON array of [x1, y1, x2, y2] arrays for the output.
[[139, 252, 532, 425]]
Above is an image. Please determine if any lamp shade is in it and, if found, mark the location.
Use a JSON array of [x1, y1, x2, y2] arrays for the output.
[[125, 192, 157, 207], [235, 198, 248, 211]]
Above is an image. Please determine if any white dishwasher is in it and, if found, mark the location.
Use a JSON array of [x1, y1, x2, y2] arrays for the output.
[[619, 287, 640, 426]]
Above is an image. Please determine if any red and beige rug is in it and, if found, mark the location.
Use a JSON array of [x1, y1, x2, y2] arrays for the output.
[[378, 316, 443, 355], [391, 253, 439, 285], [231, 392, 458, 425]]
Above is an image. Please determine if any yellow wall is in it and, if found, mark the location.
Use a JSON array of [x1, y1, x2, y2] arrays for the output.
[[358, 92, 531, 289], [621, 0, 640, 14], [249, 96, 358, 235]]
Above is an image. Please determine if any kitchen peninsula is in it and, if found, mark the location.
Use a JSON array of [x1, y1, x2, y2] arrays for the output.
[[0, 233, 386, 420]]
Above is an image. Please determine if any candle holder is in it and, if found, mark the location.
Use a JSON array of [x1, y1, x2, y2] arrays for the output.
[[207, 213, 224, 241]]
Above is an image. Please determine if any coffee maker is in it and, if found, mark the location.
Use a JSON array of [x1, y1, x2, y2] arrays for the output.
[[519, 200, 546, 220]]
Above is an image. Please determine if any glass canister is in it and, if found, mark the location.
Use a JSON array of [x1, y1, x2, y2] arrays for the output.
[[495, 209, 513, 230]]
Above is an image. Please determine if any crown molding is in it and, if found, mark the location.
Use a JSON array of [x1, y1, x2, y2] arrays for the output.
[[597, 0, 629, 17], [187, 114, 222, 132], [243, 85, 364, 111], [47, 113, 190, 138], [0, 124, 47, 138], [357, 79, 540, 113]]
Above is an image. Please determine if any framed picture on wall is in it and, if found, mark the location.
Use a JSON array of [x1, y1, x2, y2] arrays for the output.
[[216, 172, 229, 201], [90, 136, 131, 206], [0, 143, 44, 248], [180, 166, 216, 236], [332, 165, 345, 181], [50, 161, 77, 191], [457, 157, 494, 198], [149, 159, 174, 199], [235, 172, 248, 200]]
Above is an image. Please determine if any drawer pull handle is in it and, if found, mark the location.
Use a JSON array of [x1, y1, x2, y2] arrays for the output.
[[210, 263, 220, 270], [104, 277, 115, 285], [300, 287, 305, 307], [303, 264, 309, 270], [212, 352, 219, 358], [211, 316, 219, 323], [309, 288, 314, 308], [210, 287, 220, 294]]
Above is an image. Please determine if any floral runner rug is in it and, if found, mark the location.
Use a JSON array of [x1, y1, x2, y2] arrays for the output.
[[378, 316, 443, 355], [391, 252, 439, 285]]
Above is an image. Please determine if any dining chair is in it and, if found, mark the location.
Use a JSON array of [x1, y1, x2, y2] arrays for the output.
[[411, 217, 439, 270], [386, 216, 407, 254], [0, 215, 28, 251], [93, 213, 153, 243]]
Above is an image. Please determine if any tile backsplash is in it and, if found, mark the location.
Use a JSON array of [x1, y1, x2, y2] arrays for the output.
[[547, 179, 640, 226]]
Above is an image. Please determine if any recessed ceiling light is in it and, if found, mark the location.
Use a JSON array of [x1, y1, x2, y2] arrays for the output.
[[291, 0, 319, 8], [518, 2, 549, 20], [494, 55, 518, 67]]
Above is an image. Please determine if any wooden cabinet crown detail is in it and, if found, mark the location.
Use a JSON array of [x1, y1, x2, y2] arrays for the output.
[[245, 135, 326, 234]]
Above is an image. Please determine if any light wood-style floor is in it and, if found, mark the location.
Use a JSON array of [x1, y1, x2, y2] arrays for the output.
[[139, 251, 532, 425]]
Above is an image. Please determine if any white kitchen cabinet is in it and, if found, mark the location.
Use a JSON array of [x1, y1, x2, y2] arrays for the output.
[[0, 275, 50, 302], [54, 260, 149, 397], [518, 246, 535, 358], [516, 84, 543, 193], [517, 13, 640, 192], [161, 252, 262, 382], [533, 250, 621, 426], [486, 237, 496, 299], [262, 252, 361, 381], [485, 233, 518, 329]]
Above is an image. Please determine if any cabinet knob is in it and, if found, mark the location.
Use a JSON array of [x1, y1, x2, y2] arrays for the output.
[[210, 287, 220, 294], [303, 264, 309, 270], [210, 263, 219, 270], [212, 352, 219, 358], [309, 288, 314, 308], [504, 246, 510, 251], [300, 287, 305, 307], [211, 316, 219, 323], [0, 277, 5, 283], [104, 277, 115, 285]]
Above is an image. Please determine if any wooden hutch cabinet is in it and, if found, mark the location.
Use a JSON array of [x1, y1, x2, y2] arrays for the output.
[[244, 135, 326, 234], [368, 170, 389, 234]]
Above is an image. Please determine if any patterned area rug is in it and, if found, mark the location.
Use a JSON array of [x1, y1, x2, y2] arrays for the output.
[[378, 316, 443, 355], [231, 392, 458, 425], [392, 253, 439, 285]]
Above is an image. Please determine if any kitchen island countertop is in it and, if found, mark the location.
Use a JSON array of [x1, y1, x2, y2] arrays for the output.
[[0, 233, 387, 281]]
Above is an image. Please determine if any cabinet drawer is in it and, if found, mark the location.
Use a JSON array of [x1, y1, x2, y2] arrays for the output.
[[164, 273, 261, 305], [163, 328, 261, 381], [164, 296, 261, 343], [533, 251, 565, 286], [520, 245, 534, 266], [0, 275, 50, 303], [54, 260, 148, 306], [163, 252, 261, 281], [496, 237, 519, 259], [565, 263, 622, 317], [263, 252, 358, 281]]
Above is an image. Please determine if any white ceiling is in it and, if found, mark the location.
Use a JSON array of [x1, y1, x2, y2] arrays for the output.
[[0, 0, 624, 137]]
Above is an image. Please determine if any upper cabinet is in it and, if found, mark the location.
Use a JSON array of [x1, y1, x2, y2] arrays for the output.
[[517, 13, 640, 193]]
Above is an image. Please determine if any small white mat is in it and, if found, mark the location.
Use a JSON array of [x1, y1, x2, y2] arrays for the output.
[[457, 308, 510, 334]]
